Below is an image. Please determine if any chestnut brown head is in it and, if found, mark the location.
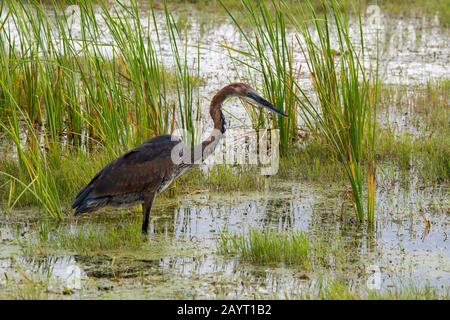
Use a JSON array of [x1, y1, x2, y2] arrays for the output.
[[227, 83, 287, 117]]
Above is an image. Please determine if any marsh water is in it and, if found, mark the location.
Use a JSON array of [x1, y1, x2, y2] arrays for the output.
[[0, 178, 449, 298], [0, 3, 449, 299]]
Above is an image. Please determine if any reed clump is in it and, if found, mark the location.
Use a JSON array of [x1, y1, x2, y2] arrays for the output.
[[223, 0, 378, 224], [217, 227, 357, 272], [218, 228, 311, 268], [0, 0, 200, 216], [288, 1, 378, 224], [221, 0, 299, 157]]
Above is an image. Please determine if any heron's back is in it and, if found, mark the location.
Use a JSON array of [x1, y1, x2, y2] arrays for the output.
[[72, 135, 186, 214]]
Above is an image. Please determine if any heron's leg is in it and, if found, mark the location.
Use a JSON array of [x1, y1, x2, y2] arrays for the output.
[[142, 193, 155, 234]]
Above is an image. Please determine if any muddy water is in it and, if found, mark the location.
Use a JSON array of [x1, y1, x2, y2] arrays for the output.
[[0, 179, 448, 299]]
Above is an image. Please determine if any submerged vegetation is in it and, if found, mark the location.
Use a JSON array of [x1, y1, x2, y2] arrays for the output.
[[20, 216, 195, 257], [218, 229, 311, 268], [218, 227, 360, 273]]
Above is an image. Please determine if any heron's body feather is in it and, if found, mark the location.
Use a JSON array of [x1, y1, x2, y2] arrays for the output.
[[72, 135, 187, 214]]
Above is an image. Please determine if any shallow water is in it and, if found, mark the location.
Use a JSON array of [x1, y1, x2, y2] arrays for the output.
[[0, 179, 448, 299]]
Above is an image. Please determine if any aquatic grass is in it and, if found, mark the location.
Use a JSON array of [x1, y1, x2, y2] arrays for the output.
[[379, 79, 450, 132], [0, 89, 63, 219], [20, 216, 200, 259], [278, 138, 346, 182], [203, 165, 266, 191], [375, 128, 450, 184], [288, 0, 379, 224], [367, 284, 450, 300], [0, 0, 201, 152], [18, 216, 146, 255], [0, 271, 52, 300], [98, 0, 169, 150], [1, 147, 119, 207], [47, 220, 144, 254], [279, 78, 449, 185], [166, 0, 450, 28], [0, 0, 201, 215], [163, 1, 202, 146], [221, 0, 379, 224], [218, 228, 311, 268], [220, 0, 299, 156], [376, 79, 449, 183], [217, 227, 359, 274]]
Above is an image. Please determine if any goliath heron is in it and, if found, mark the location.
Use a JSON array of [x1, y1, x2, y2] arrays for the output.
[[72, 83, 287, 233]]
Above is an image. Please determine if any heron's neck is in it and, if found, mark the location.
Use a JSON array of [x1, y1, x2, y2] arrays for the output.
[[198, 86, 234, 161], [211, 85, 235, 134]]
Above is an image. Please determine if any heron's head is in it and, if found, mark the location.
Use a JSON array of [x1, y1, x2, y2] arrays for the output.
[[228, 83, 287, 117]]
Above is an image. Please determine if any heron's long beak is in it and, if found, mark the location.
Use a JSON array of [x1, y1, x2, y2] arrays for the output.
[[246, 91, 288, 117]]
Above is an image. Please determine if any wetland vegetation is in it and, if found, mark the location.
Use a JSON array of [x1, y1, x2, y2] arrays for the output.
[[0, 0, 449, 300]]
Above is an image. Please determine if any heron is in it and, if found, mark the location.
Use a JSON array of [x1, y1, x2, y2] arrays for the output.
[[72, 83, 287, 234]]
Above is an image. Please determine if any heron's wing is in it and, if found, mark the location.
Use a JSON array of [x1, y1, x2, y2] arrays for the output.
[[78, 135, 180, 199]]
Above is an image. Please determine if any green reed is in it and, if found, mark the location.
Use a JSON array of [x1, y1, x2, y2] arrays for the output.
[[220, 0, 378, 223], [0, 90, 63, 219], [220, 0, 299, 156], [288, 0, 378, 224], [0, 0, 200, 215]]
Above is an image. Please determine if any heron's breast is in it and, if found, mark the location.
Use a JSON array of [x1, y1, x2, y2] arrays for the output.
[[157, 164, 192, 194]]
